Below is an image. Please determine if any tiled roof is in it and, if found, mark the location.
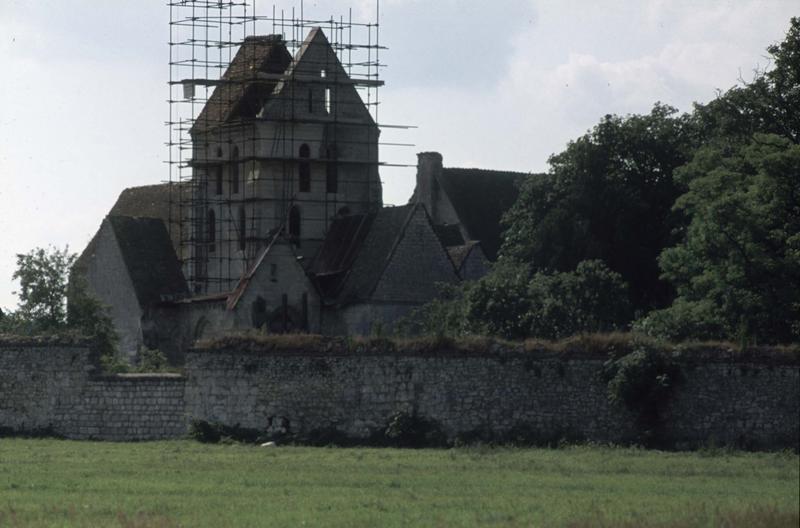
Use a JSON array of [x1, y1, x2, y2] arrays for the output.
[[437, 168, 529, 260], [433, 223, 465, 247], [191, 35, 292, 134], [107, 216, 189, 307], [447, 241, 481, 270], [309, 205, 416, 304]]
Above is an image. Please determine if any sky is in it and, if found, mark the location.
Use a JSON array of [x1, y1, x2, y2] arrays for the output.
[[0, 0, 796, 311]]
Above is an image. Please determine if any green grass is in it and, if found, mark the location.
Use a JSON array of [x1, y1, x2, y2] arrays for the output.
[[0, 440, 797, 527]]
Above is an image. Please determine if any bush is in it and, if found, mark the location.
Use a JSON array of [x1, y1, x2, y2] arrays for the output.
[[603, 346, 681, 445], [383, 411, 447, 448], [136, 348, 172, 373], [188, 420, 262, 444]]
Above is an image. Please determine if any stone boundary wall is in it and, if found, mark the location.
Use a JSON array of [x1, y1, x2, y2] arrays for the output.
[[1, 340, 798, 448], [184, 348, 799, 449], [0, 344, 185, 440]]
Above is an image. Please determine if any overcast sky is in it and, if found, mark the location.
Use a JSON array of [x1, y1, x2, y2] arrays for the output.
[[0, 1, 796, 311]]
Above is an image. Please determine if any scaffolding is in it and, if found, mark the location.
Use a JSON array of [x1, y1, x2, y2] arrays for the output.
[[167, 0, 406, 295]]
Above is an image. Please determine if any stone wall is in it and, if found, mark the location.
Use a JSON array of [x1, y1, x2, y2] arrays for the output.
[[0, 342, 185, 440], [183, 344, 799, 449], [1, 338, 798, 448]]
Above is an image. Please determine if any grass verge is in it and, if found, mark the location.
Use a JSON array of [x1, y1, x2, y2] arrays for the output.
[[0, 440, 797, 527]]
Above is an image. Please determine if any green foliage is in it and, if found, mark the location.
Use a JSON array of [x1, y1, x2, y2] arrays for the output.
[[2, 247, 120, 362], [501, 104, 697, 313], [603, 346, 681, 445], [9, 246, 76, 332], [642, 135, 800, 344], [464, 259, 631, 340], [189, 420, 262, 444], [383, 410, 447, 448], [135, 348, 172, 373], [67, 274, 119, 362], [693, 17, 800, 146]]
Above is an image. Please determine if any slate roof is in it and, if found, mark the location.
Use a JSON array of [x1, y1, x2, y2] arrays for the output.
[[447, 241, 481, 270], [106, 216, 189, 307], [433, 223, 465, 247], [437, 168, 528, 261], [309, 205, 416, 304], [191, 35, 292, 134]]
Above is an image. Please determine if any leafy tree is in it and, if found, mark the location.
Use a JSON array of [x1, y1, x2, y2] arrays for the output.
[[466, 260, 631, 340], [638, 135, 800, 343], [693, 17, 799, 147], [67, 274, 119, 359], [403, 260, 631, 341], [501, 104, 697, 314], [10, 246, 76, 332], [3, 246, 119, 355]]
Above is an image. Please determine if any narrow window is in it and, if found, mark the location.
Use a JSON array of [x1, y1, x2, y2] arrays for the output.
[[320, 69, 326, 78], [288, 205, 301, 244], [214, 147, 223, 195], [308, 88, 313, 113], [238, 206, 246, 250], [213, 166, 223, 195], [298, 144, 311, 192], [325, 87, 332, 114], [207, 208, 216, 253], [326, 144, 338, 194], [231, 146, 240, 194]]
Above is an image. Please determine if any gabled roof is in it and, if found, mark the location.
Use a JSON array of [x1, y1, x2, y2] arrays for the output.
[[191, 35, 292, 134], [110, 183, 174, 221], [437, 168, 528, 260], [106, 216, 189, 307], [226, 230, 281, 310], [433, 223, 465, 247], [447, 241, 481, 271], [309, 205, 417, 304], [109, 183, 184, 252]]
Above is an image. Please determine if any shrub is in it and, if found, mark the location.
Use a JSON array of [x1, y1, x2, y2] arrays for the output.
[[136, 348, 172, 373], [383, 411, 447, 448], [603, 346, 681, 445]]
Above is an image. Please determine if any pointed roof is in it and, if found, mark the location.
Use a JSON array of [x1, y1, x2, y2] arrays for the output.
[[191, 35, 292, 134], [436, 168, 529, 260], [309, 205, 418, 304], [106, 216, 189, 306]]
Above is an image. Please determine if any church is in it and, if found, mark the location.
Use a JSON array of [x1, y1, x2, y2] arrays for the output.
[[74, 28, 527, 363]]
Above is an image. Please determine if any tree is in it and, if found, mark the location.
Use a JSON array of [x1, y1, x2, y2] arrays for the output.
[[399, 260, 631, 341], [11, 246, 76, 332], [501, 104, 697, 315], [637, 18, 800, 344], [3, 246, 119, 355], [693, 17, 799, 147], [637, 135, 800, 343], [465, 260, 631, 340]]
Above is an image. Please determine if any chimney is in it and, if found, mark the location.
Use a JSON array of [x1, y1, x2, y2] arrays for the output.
[[415, 152, 443, 221]]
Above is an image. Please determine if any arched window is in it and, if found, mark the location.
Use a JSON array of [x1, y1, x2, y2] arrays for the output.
[[213, 166, 223, 195], [326, 144, 338, 194], [298, 144, 311, 192], [231, 146, 240, 194], [207, 208, 216, 253], [288, 205, 301, 245], [214, 147, 224, 195], [238, 206, 246, 251]]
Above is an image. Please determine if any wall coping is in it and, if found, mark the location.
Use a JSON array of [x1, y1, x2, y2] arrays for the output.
[[92, 373, 185, 382]]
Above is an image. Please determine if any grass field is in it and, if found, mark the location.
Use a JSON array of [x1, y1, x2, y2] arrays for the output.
[[0, 440, 797, 527]]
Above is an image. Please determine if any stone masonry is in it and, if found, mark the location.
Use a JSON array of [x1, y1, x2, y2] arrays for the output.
[[1, 340, 798, 448]]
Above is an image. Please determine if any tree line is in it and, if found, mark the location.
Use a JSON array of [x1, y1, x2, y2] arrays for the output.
[[407, 17, 799, 345]]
